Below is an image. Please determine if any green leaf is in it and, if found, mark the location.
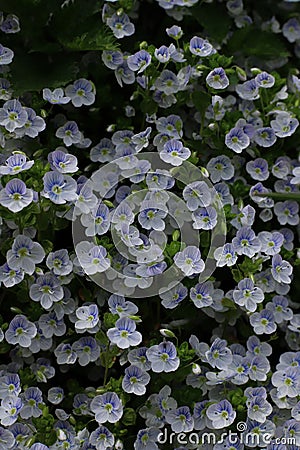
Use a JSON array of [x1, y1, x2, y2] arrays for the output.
[[227, 27, 290, 59], [193, 3, 232, 43], [192, 91, 211, 116]]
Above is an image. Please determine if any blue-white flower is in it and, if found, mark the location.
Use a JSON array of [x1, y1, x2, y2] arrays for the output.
[[90, 138, 116, 163], [75, 241, 110, 275], [192, 206, 217, 230], [0, 44, 14, 65], [47, 387, 64, 405], [48, 148, 78, 173], [156, 114, 183, 139], [0, 153, 34, 175], [72, 336, 100, 365], [106, 12, 135, 39], [127, 50, 151, 74], [274, 201, 299, 226], [56, 121, 82, 147], [206, 399, 236, 429], [174, 246, 205, 276], [89, 426, 115, 450], [107, 317, 142, 349], [166, 25, 183, 39], [214, 243, 237, 267], [138, 201, 168, 231], [225, 126, 250, 153], [255, 71, 275, 88], [271, 254, 292, 284], [207, 155, 234, 183], [42, 87, 70, 104], [0, 396, 22, 426], [42, 171, 77, 204], [0, 99, 27, 132], [108, 294, 138, 317], [270, 112, 299, 138], [1, 14, 20, 33], [190, 281, 214, 308], [159, 282, 188, 309], [5, 314, 37, 347], [46, 249, 73, 276], [0, 179, 33, 212], [154, 70, 180, 95], [146, 341, 179, 373], [159, 139, 191, 166], [39, 311, 66, 339], [7, 235, 45, 275], [266, 295, 293, 323], [29, 272, 64, 310], [205, 338, 233, 370], [75, 304, 99, 331], [233, 278, 264, 312], [189, 36, 213, 56], [253, 127, 277, 147], [165, 406, 194, 433], [154, 45, 170, 63], [132, 127, 152, 152], [246, 158, 269, 181], [20, 387, 43, 419], [14, 107, 45, 138], [81, 203, 110, 237], [236, 79, 259, 100], [272, 367, 300, 398], [114, 61, 135, 87], [90, 392, 123, 424], [232, 226, 261, 258], [65, 79, 95, 107], [183, 181, 211, 211], [258, 231, 284, 256], [54, 343, 77, 365], [122, 365, 150, 395], [282, 17, 300, 42], [134, 428, 160, 450], [206, 67, 229, 89], [250, 309, 277, 335], [0, 77, 12, 100], [102, 50, 123, 69]]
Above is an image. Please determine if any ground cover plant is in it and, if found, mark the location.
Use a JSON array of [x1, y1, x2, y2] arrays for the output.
[[0, 0, 300, 449]]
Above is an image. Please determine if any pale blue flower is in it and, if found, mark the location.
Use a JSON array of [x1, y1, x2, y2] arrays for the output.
[[266, 295, 293, 323], [206, 67, 229, 89], [90, 392, 123, 424], [207, 155, 234, 183], [14, 107, 46, 138], [72, 336, 100, 365], [146, 341, 180, 373], [192, 206, 217, 230], [0, 178, 33, 212], [46, 249, 73, 276], [236, 79, 259, 100], [205, 338, 233, 369], [81, 203, 110, 237], [108, 294, 138, 317], [0, 396, 22, 426], [206, 400, 236, 429], [250, 309, 277, 335], [159, 283, 188, 309], [7, 235, 45, 275], [75, 241, 110, 275], [42, 88, 70, 104], [232, 226, 261, 257], [5, 315, 37, 347], [89, 426, 115, 450], [282, 18, 300, 42], [106, 13, 135, 39], [274, 201, 299, 225], [75, 304, 99, 330], [138, 202, 167, 231], [134, 428, 160, 450], [183, 181, 211, 211], [102, 50, 123, 69], [48, 148, 78, 173], [107, 317, 142, 349], [54, 343, 77, 365], [190, 281, 214, 308], [47, 387, 64, 405], [20, 386, 43, 419], [122, 365, 150, 395], [165, 406, 194, 433], [0, 44, 14, 65], [29, 272, 64, 310], [166, 25, 183, 39], [270, 112, 299, 138], [174, 246, 205, 276], [154, 70, 180, 95], [189, 36, 213, 56], [255, 71, 275, 88], [271, 254, 293, 284], [42, 171, 77, 204], [258, 231, 284, 256], [225, 126, 250, 153], [159, 139, 191, 166], [127, 50, 151, 74], [246, 158, 269, 181], [0, 153, 34, 175], [65, 78, 95, 107], [233, 278, 264, 312], [214, 243, 237, 267], [56, 121, 82, 147], [0, 99, 27, 131], [39, 311, 66, 338]]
